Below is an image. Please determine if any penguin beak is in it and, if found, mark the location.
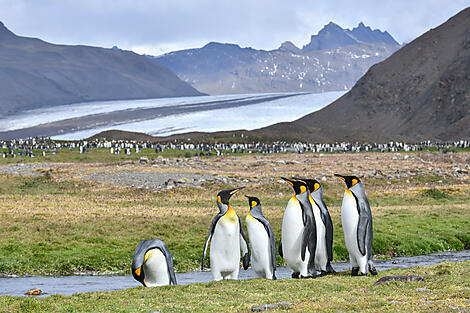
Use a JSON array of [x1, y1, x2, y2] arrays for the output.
[[292, 177, 307, 184], [281, 177, 294, 186], [334, 174, 346, 181], [230, 186, 245, 195]]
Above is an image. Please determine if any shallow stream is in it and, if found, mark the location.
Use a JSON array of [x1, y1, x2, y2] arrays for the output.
[[1, 250, 468, 297]]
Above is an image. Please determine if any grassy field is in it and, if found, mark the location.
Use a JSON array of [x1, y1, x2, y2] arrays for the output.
[[0, 149, 469, 311], [0, 149, 468, 275]]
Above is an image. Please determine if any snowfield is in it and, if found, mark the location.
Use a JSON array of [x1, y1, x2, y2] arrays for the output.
[[0, 91, 346, 140]]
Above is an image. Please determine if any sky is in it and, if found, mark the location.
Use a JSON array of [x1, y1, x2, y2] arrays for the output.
[[0, 0, 469, 56]]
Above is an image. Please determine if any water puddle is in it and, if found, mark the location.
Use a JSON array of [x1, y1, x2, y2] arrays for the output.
[[1, 250, 468, 297]]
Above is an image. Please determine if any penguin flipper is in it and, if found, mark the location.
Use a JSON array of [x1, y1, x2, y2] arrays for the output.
[[160, 244, 178, 285], [201, 213, 223, 270], [324, 209, 334, 262], [278, 240, 283, 258], [238, 217, 250, 270], [315, 197, 334, 263], [354, 188, 373, 257], [301, 224, 310, 262]]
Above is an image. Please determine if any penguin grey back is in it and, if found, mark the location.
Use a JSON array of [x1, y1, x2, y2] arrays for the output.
[[132, 239, 177, 285], [246, 195, 277, 279]]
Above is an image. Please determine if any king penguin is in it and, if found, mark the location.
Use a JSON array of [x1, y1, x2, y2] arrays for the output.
[[132, 239, 177, 287], [245, 195, 277, 280], [201, 187, 250, 281], [293, 177, 335, 274], [335, 174, 377, 276], [279, 177, 317, 278]]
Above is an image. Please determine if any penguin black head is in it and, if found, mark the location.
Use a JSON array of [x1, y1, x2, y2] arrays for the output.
[[334, 174, 361, 189], [217, 186, 245, 205], [244, 195, 261, 209], [292, 177, 321, 193], [281, 177, 308, 195]]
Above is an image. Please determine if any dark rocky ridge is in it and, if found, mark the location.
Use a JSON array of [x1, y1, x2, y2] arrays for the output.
[[0, 21, 203, 117], [154, 22, 400, 95], [280, 7, 470, 142]]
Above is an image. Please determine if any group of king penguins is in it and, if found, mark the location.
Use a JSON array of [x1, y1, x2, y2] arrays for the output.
[[131, 174, 377, 287]]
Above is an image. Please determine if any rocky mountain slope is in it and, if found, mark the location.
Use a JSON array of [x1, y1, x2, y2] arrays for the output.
[[153, 22, 400, 95], [250, 7, 470, 142], [0, 22, 203, 117]]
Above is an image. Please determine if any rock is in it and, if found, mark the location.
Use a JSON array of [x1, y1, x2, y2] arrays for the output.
[[139, 157, 149, 164], [24, 288, 44, 296], [422, 301, 434, 305], [374, 275, 424, 286], [466, 299, 470, 303], [416, 288, 430, 292], [251, 302, 292, 311]]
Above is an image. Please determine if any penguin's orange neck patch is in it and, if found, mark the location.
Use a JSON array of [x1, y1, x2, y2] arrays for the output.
[[224, 206, 238, 223], [345, 189, 352, 194]]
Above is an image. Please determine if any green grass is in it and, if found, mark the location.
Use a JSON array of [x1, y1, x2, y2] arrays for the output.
[[1, 261, 469, 312], [0, 172, 469, 276]]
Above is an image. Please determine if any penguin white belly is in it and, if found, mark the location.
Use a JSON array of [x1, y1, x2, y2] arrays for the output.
[[281, 197, 309, 276], [210, 209, 240, 280], [246, 215, 272, 279], [142, 249, 170, 287], [311, 202, 328, 271], [341, 190, 367, 273]]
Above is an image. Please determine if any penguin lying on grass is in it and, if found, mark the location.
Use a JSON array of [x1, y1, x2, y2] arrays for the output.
[[245, 195, 277, 280], [202, 187, 250, 281], [335, 174, 378, 276], [132, 239, 177, 287]]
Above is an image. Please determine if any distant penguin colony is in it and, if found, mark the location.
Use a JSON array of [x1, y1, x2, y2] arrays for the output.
[[132, 175, 377, 287]]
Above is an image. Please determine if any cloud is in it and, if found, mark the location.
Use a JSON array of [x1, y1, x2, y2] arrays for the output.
[[0, 0, 468, 54]]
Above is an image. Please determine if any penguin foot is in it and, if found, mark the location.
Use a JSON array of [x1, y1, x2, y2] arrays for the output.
[[272, 273, 277, 280], [351, 267, 360, 276], [326, 263, 336, 273], [359, 272, 368, 276], [369, 265, 378, 276], [300, 274, 315, 279], [319, 270, 328, 277], [292, 272, 300, 279]]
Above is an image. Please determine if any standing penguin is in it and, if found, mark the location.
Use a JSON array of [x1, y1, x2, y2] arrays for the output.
[[245, 195, 277, 280], [293, 177, 335, 274], [279, 177, 317, 278], [335, 174, 377, 276], [132, 239, 177, 287], [201, 187, 250, 281]]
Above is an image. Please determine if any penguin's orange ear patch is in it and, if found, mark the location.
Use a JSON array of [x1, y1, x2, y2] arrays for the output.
[[352, 178, 358, 186], [314, 183, 320, 191], [217, 195, 222, 204], [300, 185, 307, 193], [251, 201, 257, 208]]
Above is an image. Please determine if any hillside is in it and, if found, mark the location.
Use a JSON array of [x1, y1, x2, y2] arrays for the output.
[[272, 6, 470, 142], [0, 22, 203, 117], [153, 22, 400, 95]]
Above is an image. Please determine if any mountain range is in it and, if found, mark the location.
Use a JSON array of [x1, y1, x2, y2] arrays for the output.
[[0, 22, 203, 117], [153, 22, 400, 95], [157, 7, 469, 143]]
